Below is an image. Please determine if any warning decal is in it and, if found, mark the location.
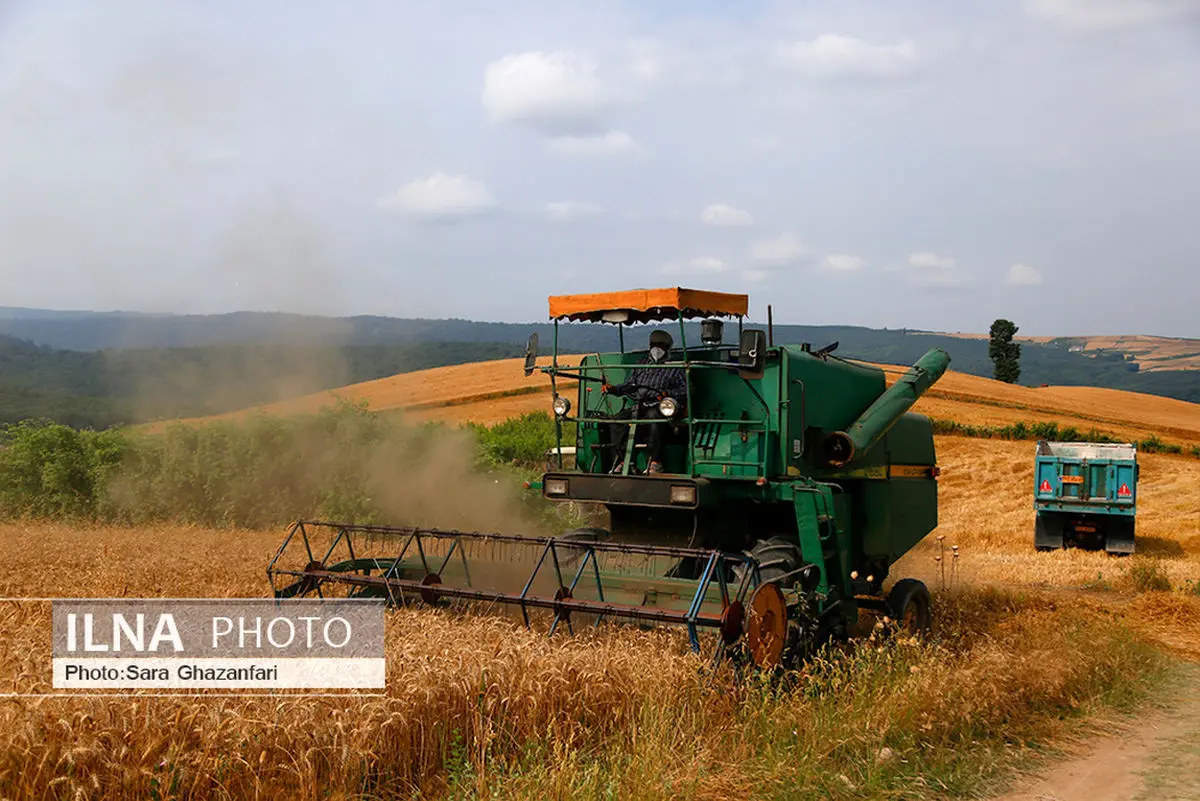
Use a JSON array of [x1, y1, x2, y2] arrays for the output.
[[1039, 479, 1052, 492], [1118, 483, 1131, 497]]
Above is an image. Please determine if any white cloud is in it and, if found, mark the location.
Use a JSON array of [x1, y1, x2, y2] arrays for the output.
[[1024, 0, 1200, 32], [700, 203, 753, 227], [547, 130, 644, 157], [750, 233, 808, 265], [779, 34, 919, 79], [907, 252, 966, 286], [544, 201, 602, 221], [908, 252, 957, 270], [377, 173, 496, 220], [820, 253, 865, 271], [482, 51, 617, 131], [1006, 263, 1044, 286]]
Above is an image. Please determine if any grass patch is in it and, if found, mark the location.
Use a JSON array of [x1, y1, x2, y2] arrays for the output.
[[1127, 558, 1174, 593]]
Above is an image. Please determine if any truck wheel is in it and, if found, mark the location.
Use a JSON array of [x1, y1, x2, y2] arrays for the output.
[[886, 578, 932, 636]]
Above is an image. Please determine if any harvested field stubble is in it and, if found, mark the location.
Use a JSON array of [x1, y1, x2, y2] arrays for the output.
[[897, 437, 1200, 587], [0, 524, 1174, 800]]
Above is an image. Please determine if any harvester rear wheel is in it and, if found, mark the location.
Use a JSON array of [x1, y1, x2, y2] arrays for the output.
[[886, 578, 932, 636]]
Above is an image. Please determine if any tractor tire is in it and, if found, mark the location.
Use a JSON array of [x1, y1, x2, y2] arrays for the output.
[[731, 537, 811, 669], [886, 578, 932, 636], [738, 536, 804, 587]]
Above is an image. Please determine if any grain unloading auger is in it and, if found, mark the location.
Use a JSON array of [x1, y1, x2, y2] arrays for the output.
[[269, 288, 951, 668]]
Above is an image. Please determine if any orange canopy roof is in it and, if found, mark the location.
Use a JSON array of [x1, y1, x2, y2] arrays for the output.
[[548, 287, 749, 324]]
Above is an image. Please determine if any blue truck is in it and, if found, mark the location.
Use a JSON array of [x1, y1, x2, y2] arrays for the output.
[[1034, 441, 1138, 554]]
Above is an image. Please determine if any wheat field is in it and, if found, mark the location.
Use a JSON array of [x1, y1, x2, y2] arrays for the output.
[[2, 426, 1198, 798], [9, 354, 1200, 798]]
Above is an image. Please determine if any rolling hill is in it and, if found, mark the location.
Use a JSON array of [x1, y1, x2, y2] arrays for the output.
[[168, 355, 1200, 448], [1, 308, 1198, 429], [938, 332, 1200, 372]]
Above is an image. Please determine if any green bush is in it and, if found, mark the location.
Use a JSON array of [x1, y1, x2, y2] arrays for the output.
[[0, 420, 128, 518], [469, 412, 575, 468], [0, 402, 587, 532], [1137, 435, 1183, 455]]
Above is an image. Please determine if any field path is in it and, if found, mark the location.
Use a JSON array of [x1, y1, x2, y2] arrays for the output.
[[989, 667, 1200, 801]]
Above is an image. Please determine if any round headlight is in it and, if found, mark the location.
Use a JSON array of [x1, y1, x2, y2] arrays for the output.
[[552, 395, 571, 417], [658, 397, 678, 418]]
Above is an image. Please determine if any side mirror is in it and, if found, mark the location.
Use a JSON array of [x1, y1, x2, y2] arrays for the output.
[[738, 329, 767, 379], [523, 333, 539, 377]]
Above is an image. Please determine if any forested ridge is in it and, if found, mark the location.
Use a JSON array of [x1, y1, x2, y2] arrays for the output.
[[0, 309, 1196, 428]]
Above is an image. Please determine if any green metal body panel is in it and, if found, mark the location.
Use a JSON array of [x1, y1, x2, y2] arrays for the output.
[[542, 334, 950, 634]]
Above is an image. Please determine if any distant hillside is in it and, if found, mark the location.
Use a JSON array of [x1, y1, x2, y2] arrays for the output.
[[0, 336, 524, 427], [937, 331, 1200, 373], [182, 356, 1200, 449], [0, 309, 1197, 414]]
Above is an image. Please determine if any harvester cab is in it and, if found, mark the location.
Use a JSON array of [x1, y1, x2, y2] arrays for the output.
[[268, 287, 952, 670]]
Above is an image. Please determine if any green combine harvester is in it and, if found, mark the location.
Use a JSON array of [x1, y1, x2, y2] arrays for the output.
[[269, 288, 951, 668]]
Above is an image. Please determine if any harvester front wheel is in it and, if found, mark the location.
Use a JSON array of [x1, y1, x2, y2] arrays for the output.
[[741, 536, 804, 586], [886, 578, 932, 636], [734, 537, 809, 668]]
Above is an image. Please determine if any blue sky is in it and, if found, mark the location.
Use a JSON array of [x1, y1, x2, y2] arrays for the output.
[[1, 0, 1198, 334]]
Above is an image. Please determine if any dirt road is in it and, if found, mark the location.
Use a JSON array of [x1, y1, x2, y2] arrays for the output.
[[990, 667, 1200, 801]]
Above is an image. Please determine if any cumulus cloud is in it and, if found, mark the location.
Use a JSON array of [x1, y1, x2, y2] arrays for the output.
[[547, 130, 644, 157], [779, 34, 919, 79], [820, 253, 865, 271], [377, 173, 496, 220], [1006, 263, 1044, 285], [543, 201, 603, 221], [907, 251, 966, 286], [908, 251, 957, 270], [750, 233, 808, 265], [482, 50, 616, 132], [1024, 0, 1200, 32], [700, 204, 753, 227]]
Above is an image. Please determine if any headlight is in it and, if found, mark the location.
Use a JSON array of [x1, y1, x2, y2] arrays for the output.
[[669, 485, 697, 505], [658, 396, 678, 417], [552, 396, 571, 417], [544, 478, 569, 496]]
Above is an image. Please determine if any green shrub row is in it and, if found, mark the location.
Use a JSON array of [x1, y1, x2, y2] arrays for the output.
[[930, 419, 1197, 457], [0, 404, 585, 531]]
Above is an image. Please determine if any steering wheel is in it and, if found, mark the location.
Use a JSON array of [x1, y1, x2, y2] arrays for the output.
[[602, 383, 659, 414]]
